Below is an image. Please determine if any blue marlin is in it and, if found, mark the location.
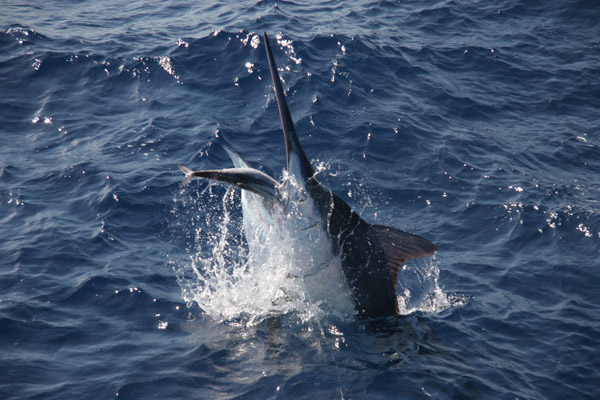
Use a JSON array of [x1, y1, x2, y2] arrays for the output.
[[179, 33, 437, 319]]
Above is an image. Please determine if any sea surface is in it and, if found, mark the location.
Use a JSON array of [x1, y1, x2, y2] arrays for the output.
[[1, 1, 599, 399]]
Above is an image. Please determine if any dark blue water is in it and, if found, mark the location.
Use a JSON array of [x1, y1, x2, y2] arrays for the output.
[[2, 1, 599, 399]]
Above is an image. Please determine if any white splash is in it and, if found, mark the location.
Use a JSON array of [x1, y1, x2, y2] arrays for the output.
[[241, 33, 260, 49], [276, 34, 302, 65], [156, 56, 182, 84], [396, 257, 465, 315], [172, 182, 335, 325]]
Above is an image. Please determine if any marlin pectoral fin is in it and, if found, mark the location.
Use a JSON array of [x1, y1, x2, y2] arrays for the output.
[[371, 224, 438, 288], [222, 145, 253, 169], [263, 32, 315, 180], [178, 166, 280, 201]]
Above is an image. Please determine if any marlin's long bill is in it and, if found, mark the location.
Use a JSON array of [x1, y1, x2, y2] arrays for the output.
[[263, 32, 314, 181], [179, 165, 279, 201]]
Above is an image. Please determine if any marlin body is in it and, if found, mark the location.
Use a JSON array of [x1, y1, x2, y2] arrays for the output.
[[180, 33, 437, 319]]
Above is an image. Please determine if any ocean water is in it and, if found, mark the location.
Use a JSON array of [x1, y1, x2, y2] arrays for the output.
[[1, 1, 599, 399]]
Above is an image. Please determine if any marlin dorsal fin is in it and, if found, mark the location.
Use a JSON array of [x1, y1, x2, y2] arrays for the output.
[[263, 32, 315, 181]]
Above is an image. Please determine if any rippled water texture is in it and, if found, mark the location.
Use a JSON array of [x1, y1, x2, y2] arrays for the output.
[[1, 1, 599, 399]]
